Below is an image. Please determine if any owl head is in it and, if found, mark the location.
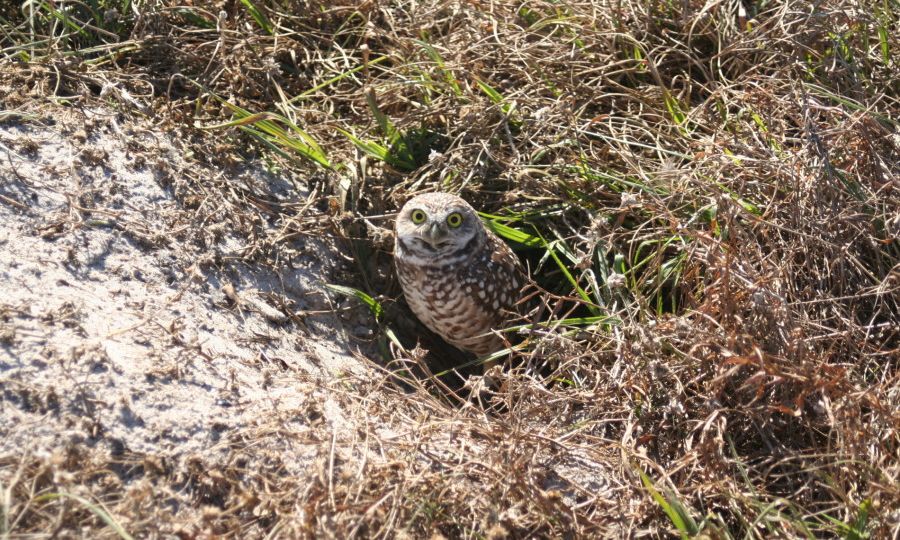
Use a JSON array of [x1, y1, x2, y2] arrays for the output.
[[395, 193, 484, 262]]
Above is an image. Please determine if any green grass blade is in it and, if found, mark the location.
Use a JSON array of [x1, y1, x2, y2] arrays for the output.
[[664, 93, 686, 125], [877, 26, 890, 65], [34, 492, 133, 540], [705, 176, 762, 215], [481, 219, 544, 248], [503, 314, 621, 333], [173, 7, 216, 29], [336, 128, 390, 162], [33, 0, 88, 38], [802, 82, 899, 128], [239, 0, 273, 34], [474, 79, 503, 105], [546, 240, 600, 315], [365, 91, 396, 139], [819, 498, 872, 540], [474, 78, 517, 118], [483, 218, 600, 314], [433, 344, 520, 376], [289, 56, 389, 103], [336, 127, 416, 171], [197, 98, 331, 168], [636, 468, 698, 538], [325, 284, 383, 322], [849, 498, 872, 540], [571, 163, 667, 195], [414, 39, 462, 96], [363, 91, 416, 167]]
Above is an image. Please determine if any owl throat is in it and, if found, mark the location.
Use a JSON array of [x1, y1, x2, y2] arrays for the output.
[[396, 232, 482, 267]]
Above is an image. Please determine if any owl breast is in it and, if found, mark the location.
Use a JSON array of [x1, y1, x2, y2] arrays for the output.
[[396, 242, 521, 356]]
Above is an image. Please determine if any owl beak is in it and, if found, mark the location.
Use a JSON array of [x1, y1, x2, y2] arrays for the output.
[[425, 222, 448, 247]]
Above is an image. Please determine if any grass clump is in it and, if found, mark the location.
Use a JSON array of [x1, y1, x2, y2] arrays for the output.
[[1, 0, 898, 538]]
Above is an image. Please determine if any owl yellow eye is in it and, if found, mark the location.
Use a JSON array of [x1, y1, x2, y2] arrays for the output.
[[446, 212, 463, 228], [411, 209, 427, 224]]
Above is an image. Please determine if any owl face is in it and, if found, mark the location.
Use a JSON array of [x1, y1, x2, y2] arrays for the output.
[[395, 193, 483, 262]]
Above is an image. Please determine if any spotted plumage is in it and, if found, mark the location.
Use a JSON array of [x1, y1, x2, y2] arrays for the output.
[[394, 192, 524, 356]]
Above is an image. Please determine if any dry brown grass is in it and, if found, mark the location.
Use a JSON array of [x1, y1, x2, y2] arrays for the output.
[[2, 0, 898, 537]]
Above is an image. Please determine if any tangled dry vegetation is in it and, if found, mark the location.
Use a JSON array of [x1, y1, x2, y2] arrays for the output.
[[2, 0, 898, 537]]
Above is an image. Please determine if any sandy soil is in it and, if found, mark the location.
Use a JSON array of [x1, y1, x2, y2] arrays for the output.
[[0, 106, 368, 473]]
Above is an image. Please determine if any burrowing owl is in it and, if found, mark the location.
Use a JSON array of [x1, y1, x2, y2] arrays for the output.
[[394, 192, 523, 356]]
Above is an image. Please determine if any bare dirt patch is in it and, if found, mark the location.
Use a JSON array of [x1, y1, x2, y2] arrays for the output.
[[0, 105, 387, 531]]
